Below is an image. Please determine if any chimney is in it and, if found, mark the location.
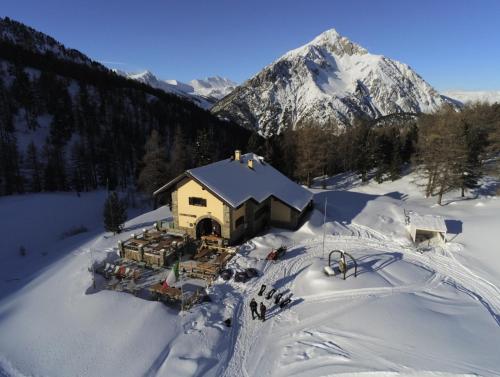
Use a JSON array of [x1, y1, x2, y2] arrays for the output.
[[235, 150, 241, 161], [247, 159, 254, 169]]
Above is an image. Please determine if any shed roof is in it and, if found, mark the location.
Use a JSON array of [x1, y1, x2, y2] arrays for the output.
[[154, 153, 313, 212], [408, 211, 447, 233]]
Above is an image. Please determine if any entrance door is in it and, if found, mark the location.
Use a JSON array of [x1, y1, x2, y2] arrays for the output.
[[196, 218, 221, 238]]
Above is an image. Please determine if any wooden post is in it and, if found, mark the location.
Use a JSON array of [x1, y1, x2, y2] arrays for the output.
[[322, 197, 327, 260]]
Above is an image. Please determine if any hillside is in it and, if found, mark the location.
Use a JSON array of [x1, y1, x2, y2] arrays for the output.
[[1, 172, 499, 376], [212, 29, 446, 136], [0, 17, 252, 196]]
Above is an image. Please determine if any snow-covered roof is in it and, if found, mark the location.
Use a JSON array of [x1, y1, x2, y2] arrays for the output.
[[408, 211, 447, 233], [155, 153, 313, 211], [188, 153, 312, 211]]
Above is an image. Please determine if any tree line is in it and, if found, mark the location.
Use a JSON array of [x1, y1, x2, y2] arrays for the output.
[[243, 116, 419, 188], [241, 103, 500, 205], [415, 103, 500, 204]]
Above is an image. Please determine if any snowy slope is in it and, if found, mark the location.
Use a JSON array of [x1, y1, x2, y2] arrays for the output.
[[118, 70, 236, 109], [212, 29, 446, 135], [0, 193, 227, 377], [0, 17, 103, 68], [1, 172, 500, 377], [442, 90, 500, 105]]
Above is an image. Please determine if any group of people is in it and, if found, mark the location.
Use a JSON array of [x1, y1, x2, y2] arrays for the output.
[[249, 284, 293, 322], [249, 298, 266, 321]]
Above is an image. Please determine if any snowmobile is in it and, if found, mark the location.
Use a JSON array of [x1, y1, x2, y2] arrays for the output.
[[266, 245, 287, 261]]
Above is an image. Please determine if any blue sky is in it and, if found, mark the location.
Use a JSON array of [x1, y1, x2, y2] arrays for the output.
[[1, 0, 499, 90]]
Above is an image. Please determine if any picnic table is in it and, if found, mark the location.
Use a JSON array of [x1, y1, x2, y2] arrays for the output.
[[123, 238, 151, 251], [193, 246, 214, 260], [201, 235, 223, 246], [148, 283, 182, 300]]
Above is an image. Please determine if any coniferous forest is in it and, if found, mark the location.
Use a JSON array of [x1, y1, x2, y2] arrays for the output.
[[0, 18, 252, 196]]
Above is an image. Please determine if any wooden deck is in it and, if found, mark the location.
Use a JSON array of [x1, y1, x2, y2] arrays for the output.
[[180, 261, 221, 281], [119, 229, 187, 268]]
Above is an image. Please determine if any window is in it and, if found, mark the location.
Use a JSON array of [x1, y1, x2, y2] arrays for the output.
[[189, 197, 207, 207], [255, 205, 270, 219], [235, 216, 245, 228]]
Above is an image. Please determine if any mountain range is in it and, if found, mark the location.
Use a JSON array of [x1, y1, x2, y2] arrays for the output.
[[117, 70, 237, 109], [212, 29, 448, 135], [2, 15, 498, 142], [442, 90, 500, 105], [115, 29, 499, 136]]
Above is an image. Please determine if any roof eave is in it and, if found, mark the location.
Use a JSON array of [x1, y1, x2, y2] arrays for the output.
[[153, 173, 187, 196]]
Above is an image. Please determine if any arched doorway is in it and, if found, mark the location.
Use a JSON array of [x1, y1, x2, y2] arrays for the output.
[[196, 217, 221, 238]]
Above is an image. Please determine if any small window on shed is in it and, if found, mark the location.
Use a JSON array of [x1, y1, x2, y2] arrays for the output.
[[189, 197, 207, 207], [235, 216, 245, 228]]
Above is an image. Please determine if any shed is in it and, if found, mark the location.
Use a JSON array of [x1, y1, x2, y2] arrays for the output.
[[405, 210, 447, 245]]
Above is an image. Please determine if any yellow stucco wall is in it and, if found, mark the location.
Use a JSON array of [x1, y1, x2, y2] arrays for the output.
[[270, 198, 291, 223], [176, 178, 225, 229]]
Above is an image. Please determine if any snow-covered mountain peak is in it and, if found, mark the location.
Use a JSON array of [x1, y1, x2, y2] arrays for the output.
[[284, 28, 368, 62], [189, 76, 237, 98], [212, 28, 446, 136], [128, 70, 157, 81], [191, 76, 235, 89], [308, 28, 368, 55]]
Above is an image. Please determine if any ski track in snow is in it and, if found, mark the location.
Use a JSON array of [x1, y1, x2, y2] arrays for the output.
[[218, 222, 500, 377]]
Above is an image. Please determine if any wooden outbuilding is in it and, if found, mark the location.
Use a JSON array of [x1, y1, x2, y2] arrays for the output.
[[405, 210, 447, 246]]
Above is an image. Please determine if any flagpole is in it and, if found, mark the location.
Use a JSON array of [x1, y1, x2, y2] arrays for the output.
[[178, 253, 183, 313], [322, 196, 327, 260]]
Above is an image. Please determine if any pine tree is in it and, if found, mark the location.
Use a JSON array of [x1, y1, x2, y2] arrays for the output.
[[373, 131, 393, 183], [138, 129, 169, 196], [103, 191, 127, 234], [389, 135, 403, 181], [351, 119, 375, 183], [10, 66, 37, 130], [295, 125, 329, 187], [25, 141, 42, 192], [489, 123, 500, 174], [169, 126, 191, 177], [43, 143, 67, 191], [277, 129, 298, 178], [246, 132, 264, 156], [69, 141, 88, 193], [192, 128, 214, 167]]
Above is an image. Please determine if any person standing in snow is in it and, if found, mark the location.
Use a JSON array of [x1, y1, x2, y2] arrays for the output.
[[260, 302, 267, 322], [250, 298, 259, 320]]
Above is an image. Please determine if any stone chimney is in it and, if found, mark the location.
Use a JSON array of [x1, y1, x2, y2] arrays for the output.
[[247, 159, 254, 169], [235, 150, 241, 161]]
